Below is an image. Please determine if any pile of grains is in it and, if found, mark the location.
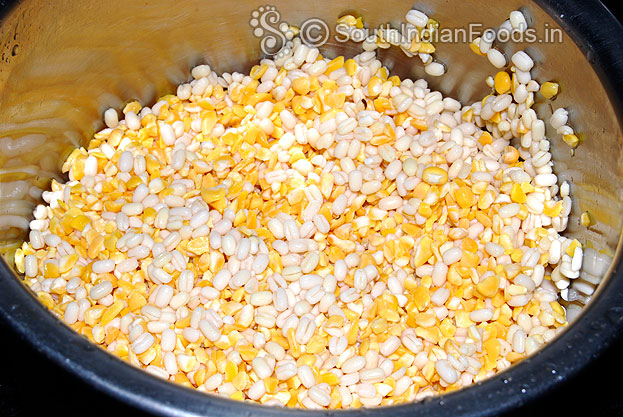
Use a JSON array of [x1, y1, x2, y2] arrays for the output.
[[469, 10, 580, 150], [14, 7, 598, 409], [334, 10, 445, 76]]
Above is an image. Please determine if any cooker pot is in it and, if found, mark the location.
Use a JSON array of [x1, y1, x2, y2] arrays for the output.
[[0, 0, 621, 415]]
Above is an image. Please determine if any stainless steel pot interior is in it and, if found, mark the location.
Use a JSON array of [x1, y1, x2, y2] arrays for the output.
[[0, 0, 621, 416]]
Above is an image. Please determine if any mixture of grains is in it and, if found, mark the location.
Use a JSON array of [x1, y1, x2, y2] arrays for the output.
[[15, 7, 592, 409]]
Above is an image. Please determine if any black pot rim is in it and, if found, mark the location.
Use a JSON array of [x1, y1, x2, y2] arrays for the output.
[[1, 0, 623, 416]]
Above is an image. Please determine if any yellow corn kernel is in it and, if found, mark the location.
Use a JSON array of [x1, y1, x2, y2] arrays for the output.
[[540, 81, 560, 99], [100, 300, 124, 326], [494, 71, 511, 94], [419, 42, 435, 54], [337, 14, 363, 28], [484, 338, 501, 362], [563, 133, 579, 148], [455, 186, 475, 208], [344, 59, 357, 76], [477, 275, 500, 298], [422, 167, 448, 185], [478, 131, 493, 146], [379, 308, 401, 322], [502, 146, 519, 165], [232, 371, 250, 391], [566, 239, 582, 257], [510, 248, 524, 263], [415, 327, 440, 344], [237, 345, 259, 362], [283, 390, 296, 407], [347, 321, 359, 345], [186, 237, 211, 255], [123, 101, 142, 115], [321, 372, 340, 386], [175, 314, 191, 329], [412, 286, 430, 311], [470, 41, 486, 56], [84, 305, 105, 326], [580, 211, 593, 227], [510, 183, 527, 203], [59, 253, 79, 274], [37, 292, 55, 309], [454, 311, 474, 328], [128, 291, 147, 312], [230, 391, 245, 401], [264, 377, 279, 393], [287, 327, 301, 357], [69, 215, 90, 231], [325, 56, 345, 74], [368, 76, 383, 97], [370, 317, 388, 334], [43, 263, 60, 279], [418, 203, 432, 218], [543, 201, 563, 217], [201, 186, 226, 204], [415, 312, 436, 328], [292, 77, 311, 95], [250, 64, 268, 80], [306, 335, 328, 354], [413, 236, 433, 267], [225, 360, 238, 382], [126, 176, 143, 190]]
